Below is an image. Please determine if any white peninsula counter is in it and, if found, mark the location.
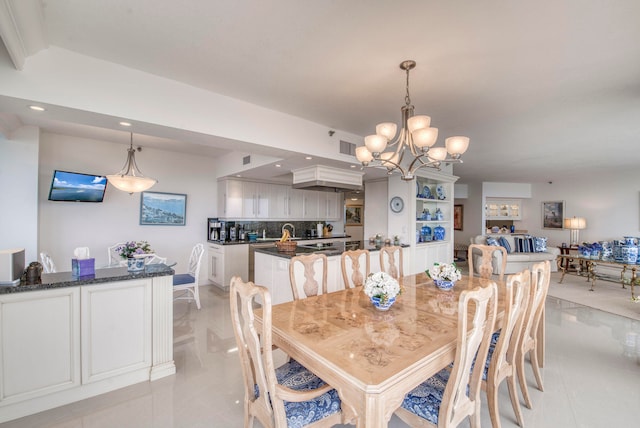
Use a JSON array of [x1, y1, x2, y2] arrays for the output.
[[0, 265, 175, 423], [254, 243, 410, 305]]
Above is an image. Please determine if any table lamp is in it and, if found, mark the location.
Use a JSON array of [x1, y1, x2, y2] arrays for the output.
[[564, 216, 586, 246]]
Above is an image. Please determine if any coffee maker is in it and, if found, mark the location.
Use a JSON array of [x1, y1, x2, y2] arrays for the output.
[[208, 218, 225, 242]]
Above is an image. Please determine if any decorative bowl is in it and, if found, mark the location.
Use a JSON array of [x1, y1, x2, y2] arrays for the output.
[[370, 295, 396, 311], [434, 279, 455, 291]]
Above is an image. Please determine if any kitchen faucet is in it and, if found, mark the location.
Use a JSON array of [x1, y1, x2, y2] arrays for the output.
[[282, 223, 295, 237]]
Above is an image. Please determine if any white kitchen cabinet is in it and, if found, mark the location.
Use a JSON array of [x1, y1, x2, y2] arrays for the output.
[[302, 190, 319, 219], [217, 179, 243, 218], [319, 192, 342, 221], [80, 279, 152, 384], [272, 186, 305, 219], [208, 243, 248, 290], [242, 181, 271, 219], [0, 287, 81, 405]]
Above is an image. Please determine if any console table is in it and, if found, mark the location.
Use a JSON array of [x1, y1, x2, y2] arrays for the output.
[[557, 254, 639, 301]]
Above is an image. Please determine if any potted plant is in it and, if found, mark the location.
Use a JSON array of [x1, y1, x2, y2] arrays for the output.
[[116, 241, 153, 271], [426, 262, 461, 290], [363, 272, 401, 311]]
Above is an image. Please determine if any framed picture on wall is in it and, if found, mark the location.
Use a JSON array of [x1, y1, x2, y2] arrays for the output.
[[542, 200, 564, 229], [454, 204, 463, 230], [345, 205, 363, 225], [140, 191, 187, 226]]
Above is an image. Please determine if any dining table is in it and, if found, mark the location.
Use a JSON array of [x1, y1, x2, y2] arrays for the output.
[[254, 272, 544, 428]]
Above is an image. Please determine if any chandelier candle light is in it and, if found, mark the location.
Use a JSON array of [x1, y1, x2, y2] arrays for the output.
[[355, 60, 470, 181], [107, 133, 157, 194]]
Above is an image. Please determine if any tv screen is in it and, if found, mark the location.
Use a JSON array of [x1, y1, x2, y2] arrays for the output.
[[48, 170, 108, 202]]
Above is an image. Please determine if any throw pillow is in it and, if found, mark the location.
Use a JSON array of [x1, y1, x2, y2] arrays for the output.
[[498, 236, 512, 253], [486, 237, 499, 246], [513, 237, 534, 253], [533, 236, 548, 252]]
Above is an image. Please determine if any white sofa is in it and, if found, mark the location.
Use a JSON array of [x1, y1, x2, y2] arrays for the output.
[[470, 234, 559, 275]]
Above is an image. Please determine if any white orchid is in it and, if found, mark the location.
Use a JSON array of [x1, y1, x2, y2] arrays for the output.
[[363, 272, 401, 303], [427, 262, 462, 282]]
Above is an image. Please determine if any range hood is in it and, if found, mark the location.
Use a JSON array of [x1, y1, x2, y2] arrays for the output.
[[292, 165, 363, 192]]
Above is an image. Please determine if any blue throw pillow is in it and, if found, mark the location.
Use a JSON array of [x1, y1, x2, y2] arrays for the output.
[[533, 237, 548, 252], [498, 236, 511, 253], [486, 237, 499, 246]]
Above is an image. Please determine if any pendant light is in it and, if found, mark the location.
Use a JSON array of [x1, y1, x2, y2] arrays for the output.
[[106, 133, 157, 194]]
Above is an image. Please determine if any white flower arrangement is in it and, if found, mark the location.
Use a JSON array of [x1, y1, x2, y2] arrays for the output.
[[426, 262, 462, 282], [363, 272, 401, 303]]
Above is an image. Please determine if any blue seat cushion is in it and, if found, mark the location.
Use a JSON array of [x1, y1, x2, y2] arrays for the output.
[[256, 359, 341, 428], [401, 368, 450, 425], [173, 274, 195, 286]]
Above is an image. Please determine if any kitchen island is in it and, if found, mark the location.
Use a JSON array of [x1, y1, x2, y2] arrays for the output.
[[254, 242, 409, 305], [0, 265, 176, 423]]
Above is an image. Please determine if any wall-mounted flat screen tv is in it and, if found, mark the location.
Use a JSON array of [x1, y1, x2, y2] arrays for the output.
[[48, 170, 108, 202]]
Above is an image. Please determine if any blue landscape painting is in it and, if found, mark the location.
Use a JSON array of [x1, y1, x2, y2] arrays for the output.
[[49, 171, 107, 202], [140, 192, 186, 225]]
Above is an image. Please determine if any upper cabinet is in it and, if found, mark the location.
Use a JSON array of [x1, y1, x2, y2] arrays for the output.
[[217, 179, 342, 221], [485, 199, 522, 220]]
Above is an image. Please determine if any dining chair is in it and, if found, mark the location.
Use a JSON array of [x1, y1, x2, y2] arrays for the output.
[[40, 252, 57, 273], [173, 243, 205, 309], [517, 260, 551, 409], [395, 281, 498, 428], [144, 254, 167, 265], [379, 245, 403, 280], [289, 253, 328, 300], [483, 270, 530, 428], [107, 242, 126, 266], [468, 244, 508, 281], [229, 276, 343, 428], [341, 249, 370, 288]]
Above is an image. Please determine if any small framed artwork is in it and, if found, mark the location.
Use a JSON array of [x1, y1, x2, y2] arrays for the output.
[[454, 204, 463, 230], [542, 200, 564, 229], [345, 205, 363, 225], [140, 191, 187, 226]]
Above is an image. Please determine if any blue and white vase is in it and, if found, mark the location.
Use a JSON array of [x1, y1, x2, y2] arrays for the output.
[[127, 257, 145, 272], [433, 225, 446, 241], [370, 295, 396, 311], [622, 237, 638, 264], [434, 279, 455, 290]]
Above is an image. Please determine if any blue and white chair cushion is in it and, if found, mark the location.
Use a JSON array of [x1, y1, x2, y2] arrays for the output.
[[400, 368, 450, 425], [173, 274, 195, 285], [256, 359, 341, 428]]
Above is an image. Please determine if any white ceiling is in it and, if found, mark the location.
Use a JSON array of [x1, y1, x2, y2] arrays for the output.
[[2, 0, 640, 184]]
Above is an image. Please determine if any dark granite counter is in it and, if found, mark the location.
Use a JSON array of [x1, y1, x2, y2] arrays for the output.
[[255, 243, 410, 260], [208, 234, 352, 246], [0, 264, 174, 295]]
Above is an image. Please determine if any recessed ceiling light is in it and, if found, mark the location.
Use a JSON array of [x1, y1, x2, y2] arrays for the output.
[[351, 198, 359, 201], [275, 164, 281, 168], [28, 105, 45, 112], [236, 174, 242, 177], [119, 121, 132, 127], [350, 165, 356, 168], [305, 156, 312, 160]]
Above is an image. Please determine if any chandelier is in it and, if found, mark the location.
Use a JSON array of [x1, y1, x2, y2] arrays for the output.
[[106, 133, 157, 194], [355, 60, 470, 181]]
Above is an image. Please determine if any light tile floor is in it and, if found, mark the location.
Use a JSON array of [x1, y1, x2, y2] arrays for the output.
[[2, 278, 640, 428]]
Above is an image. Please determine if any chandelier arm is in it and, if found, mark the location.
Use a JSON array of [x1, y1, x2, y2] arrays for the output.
[[378, 157, 408, 177]]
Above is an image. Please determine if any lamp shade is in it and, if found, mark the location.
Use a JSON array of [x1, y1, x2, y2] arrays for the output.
[[107, 175, 157, 193], [445, 136, 470, 155], [407, 115, 431, 133], [355, 146, 374, 163], [429, 147, 448, 161], [412, 127, 438, 148], [375, 122, 397, 140], [364, 134, 387, 154], [564, 217, 587, 230]]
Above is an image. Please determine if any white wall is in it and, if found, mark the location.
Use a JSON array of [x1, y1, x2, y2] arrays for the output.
[[0, 126, 39, 263], [38, 132, 218, 282], [520, 169, 640, 246], [363, 179, 388, 243]]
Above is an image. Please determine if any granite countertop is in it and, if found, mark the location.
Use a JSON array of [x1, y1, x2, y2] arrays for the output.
[[0, 264, 175, 295], [208, 234, 353, 245], [255, 242, 410, 260]]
